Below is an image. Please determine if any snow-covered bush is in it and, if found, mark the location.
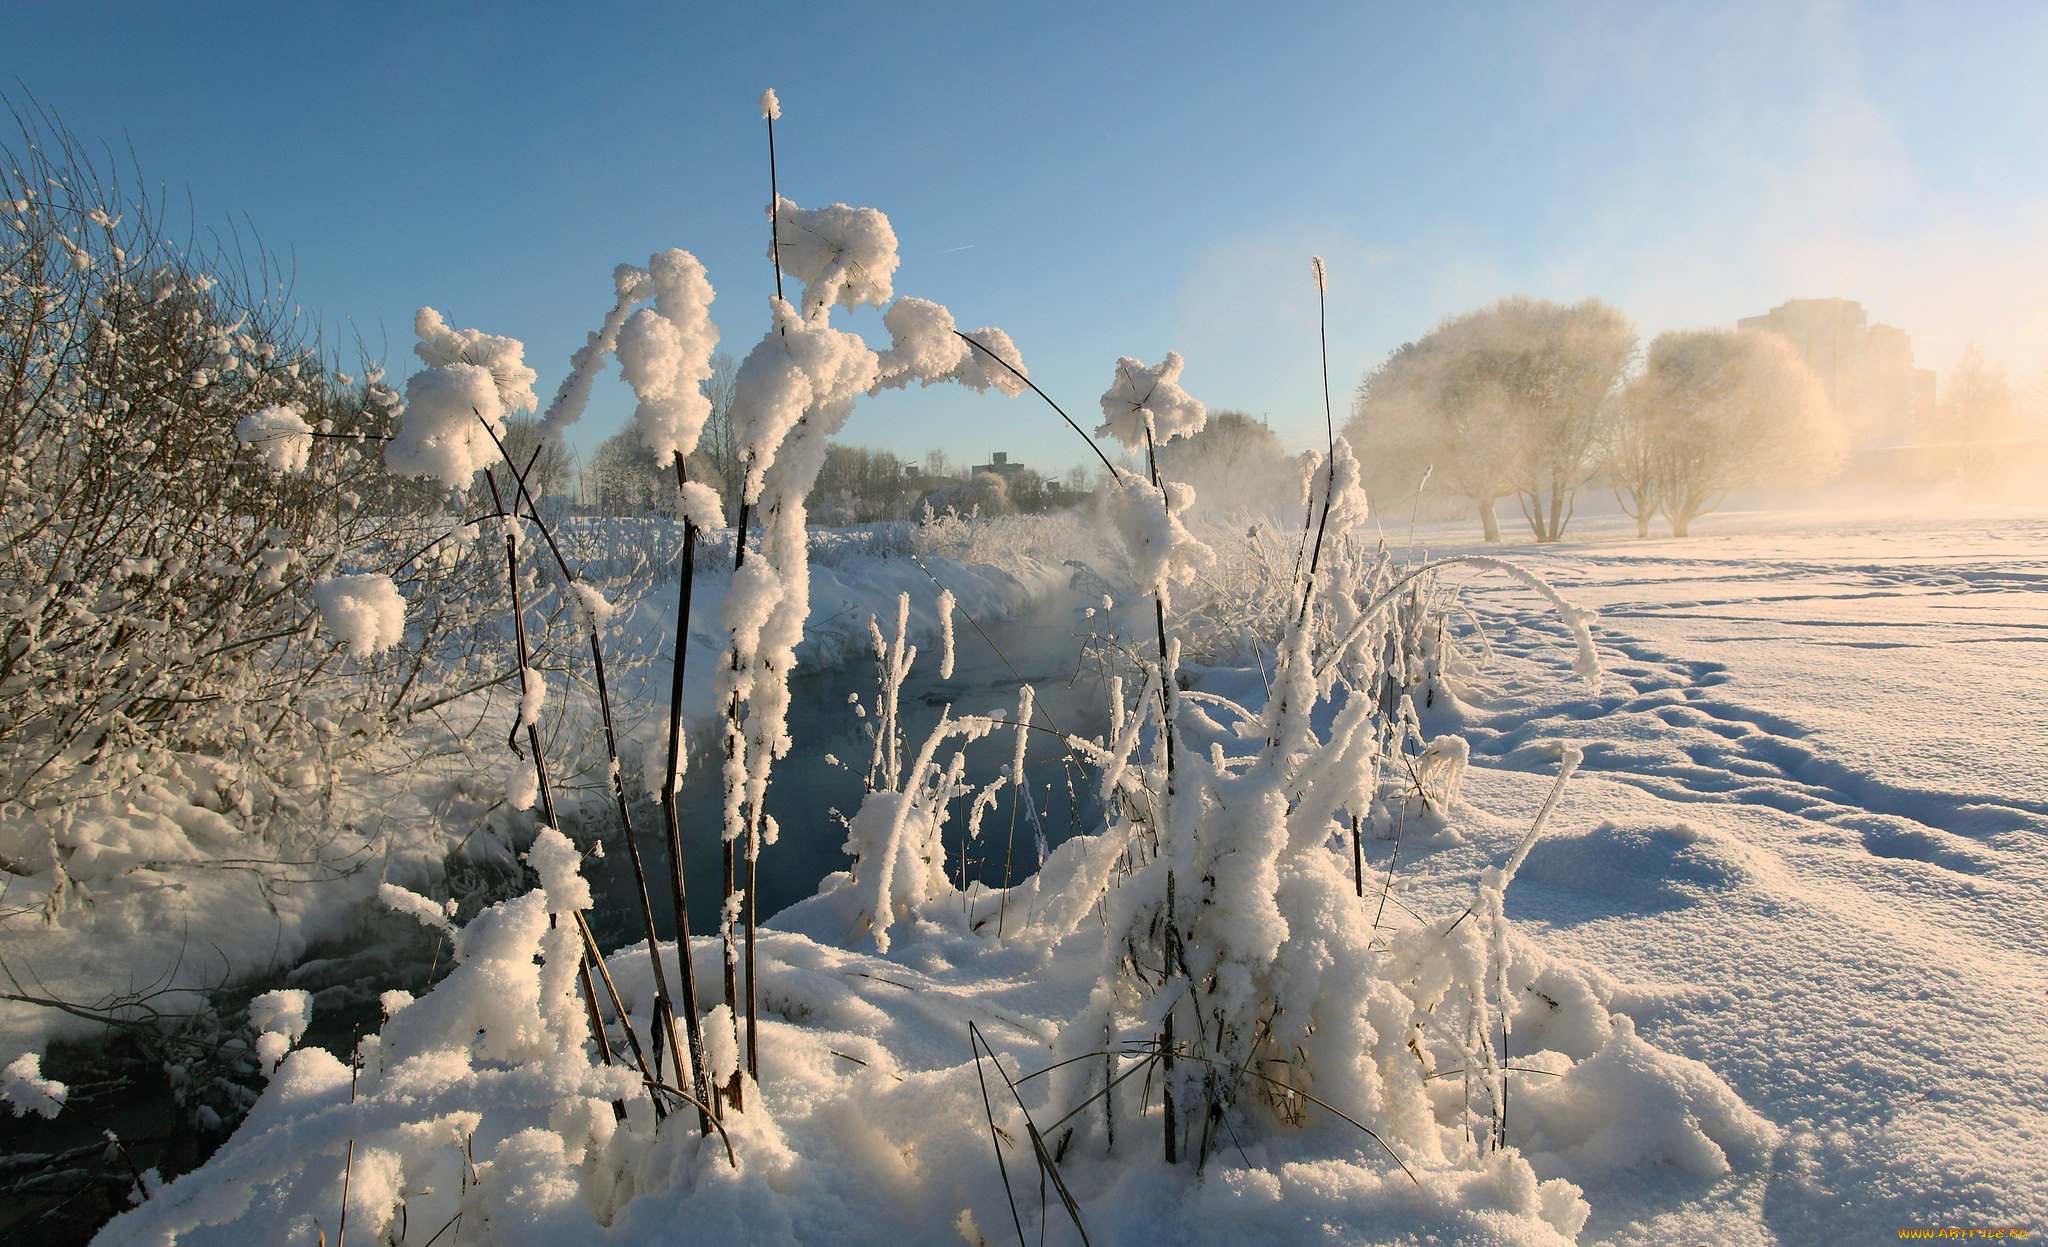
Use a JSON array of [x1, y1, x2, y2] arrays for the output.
[[0, 112, 506, 867]]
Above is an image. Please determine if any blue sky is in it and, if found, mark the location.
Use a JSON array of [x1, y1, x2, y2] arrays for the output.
[[8, 1, 2045, 475]]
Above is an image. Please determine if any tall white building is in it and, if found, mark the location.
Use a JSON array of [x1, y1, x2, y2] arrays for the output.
[[1737, 298, 1935, 448]]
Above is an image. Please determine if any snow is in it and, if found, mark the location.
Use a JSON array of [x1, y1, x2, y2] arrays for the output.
[[386, 310, 541, 486], [768, 197, 900, 319], [537, 263, 648, 443], [379, 882, 456, 939], [675, 479, 725, 531], [32, 504, 2048, 1244], [935, 587, 956, 679], [232, 404, 312, 474], [565, 580, 617, 630], [1097, 350, 1207, 451], [309, 572, 406, 657], [2, 1052, 67, 1119], [624, 249, 721, 463], [385, 360, 507, 487], [410, 307, 540, 416], [1098, 466, 1215, 610]]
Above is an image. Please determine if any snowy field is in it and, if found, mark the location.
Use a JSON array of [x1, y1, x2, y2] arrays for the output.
[[66, 503, 2043, 1245], [1432, 505, 2048, 1241]]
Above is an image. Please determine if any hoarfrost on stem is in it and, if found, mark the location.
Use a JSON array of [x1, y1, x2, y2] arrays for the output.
[[535, 264, 649, 443], [1099, 467, 1214, 611]]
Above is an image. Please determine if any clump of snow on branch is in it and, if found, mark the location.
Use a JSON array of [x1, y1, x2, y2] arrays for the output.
[[730, 296, 878, 503], [1099, 467, 1214, 609], [505, 753, 540, 812], [620, 249, 721, 462], [233, 405, 312, 474], [871, 301, 1030, 397], [310, 574, 405, 657], [378, 882, 455, 939], [249, 988, 312, 1074], [872, 297, 965, 389], [515, 668, 546, 729], [566, 581, 617, 631], [760, 86, 780, 119], [410, 307, 539, 415], [523, 826, 591, 914], [1097, 350, 1206, 451], [2, 1053, 67, 1119], [949, 326, 1031, 395], [639, 729, 686, 798], [1304, 434, 1372, 534], [676, 479, 725, 530], [386, 310, 538, 486], [770, 197, 899, 320]]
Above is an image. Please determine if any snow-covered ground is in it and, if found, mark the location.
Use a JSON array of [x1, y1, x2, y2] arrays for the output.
[[39, 504, 2048, 1243], [1432, 506, 2048, 1241]]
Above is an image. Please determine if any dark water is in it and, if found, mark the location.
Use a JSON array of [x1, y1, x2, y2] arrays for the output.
[[582, 587, 1110, 951]]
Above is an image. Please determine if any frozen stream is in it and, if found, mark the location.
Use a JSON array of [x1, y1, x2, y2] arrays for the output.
[[580, 583, 1112, 951]]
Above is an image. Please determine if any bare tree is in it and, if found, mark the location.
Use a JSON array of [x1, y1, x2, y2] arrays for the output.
[[696, 350, 742, 510], [499, 414, 577, 501], [1613, 328, 1843, 536], [808, 442, 910, 522]]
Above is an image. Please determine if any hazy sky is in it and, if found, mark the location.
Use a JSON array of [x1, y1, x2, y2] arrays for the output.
[[8, 1, 2044, 474]]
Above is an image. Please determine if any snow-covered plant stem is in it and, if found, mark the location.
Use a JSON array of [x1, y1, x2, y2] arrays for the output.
[[660, 449, 716, 1130], [1139, 423, 1188, 1166], [481, 470, 638, 1123], [481, 439, 692, 1122], [1297, 256, 1337, 625], [719, 493, 751, 1113]]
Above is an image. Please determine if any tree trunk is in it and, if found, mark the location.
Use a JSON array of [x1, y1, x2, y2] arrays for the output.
[[1636, 513, 1651, 538], [1478, 497, 1502, 543]]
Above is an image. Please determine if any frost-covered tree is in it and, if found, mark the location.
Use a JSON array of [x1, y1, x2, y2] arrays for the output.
[[582, 425, 718, 518], [1612, 327, 1842, 537], [809, 441, 910, 522], [1932, 345, 2014, 490], [1348, 296, 1635, 542], [1153, 408, 1296, 517]]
